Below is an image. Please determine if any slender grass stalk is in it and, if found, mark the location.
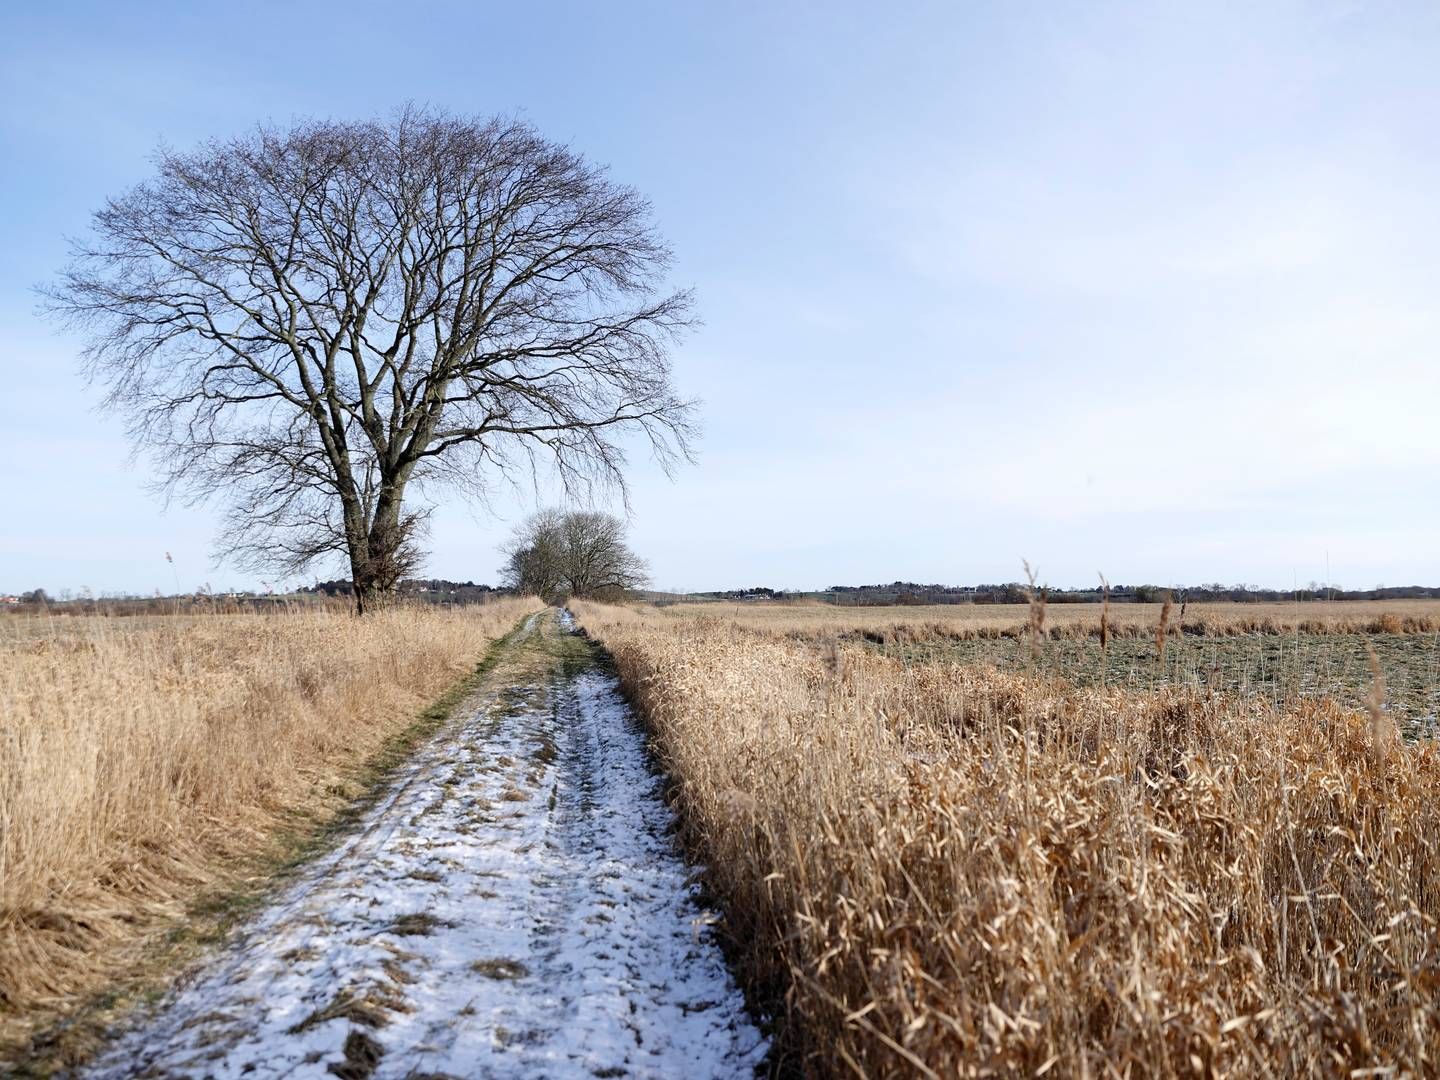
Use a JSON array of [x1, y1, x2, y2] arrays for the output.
[[1156, 591, 1173, 665]]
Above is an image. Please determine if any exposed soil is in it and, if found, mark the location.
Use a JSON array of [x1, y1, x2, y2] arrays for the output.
[[877, 630, 1440, 734]]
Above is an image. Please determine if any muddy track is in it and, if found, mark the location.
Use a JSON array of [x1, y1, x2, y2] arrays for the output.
[[79, 610, 765, 1080]]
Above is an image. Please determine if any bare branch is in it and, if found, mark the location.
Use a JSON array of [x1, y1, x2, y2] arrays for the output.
[[47, 107, 695, 611]]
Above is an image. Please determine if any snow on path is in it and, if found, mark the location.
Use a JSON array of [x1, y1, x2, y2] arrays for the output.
[[82, 612, 766, 1079]]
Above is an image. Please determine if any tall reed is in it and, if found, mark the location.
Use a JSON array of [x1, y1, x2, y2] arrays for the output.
[[574, 600, 1440, 1078], [0, 599, 539, 1052], [1156, 591, 1174, 663], [1023, 560, 1046, 663], [1098, 573, 1111, 657]]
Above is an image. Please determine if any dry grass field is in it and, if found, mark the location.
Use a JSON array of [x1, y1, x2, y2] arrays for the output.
[[665, 598, 1440, 639], [878, 632, 1440, 737], [573, 599, 1440, 1077], [665, 599, 1440, 734], [0, 597, 541, 1057]]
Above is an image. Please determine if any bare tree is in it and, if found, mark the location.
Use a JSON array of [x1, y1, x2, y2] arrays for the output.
[[48, 108, 695, 613], [499, 508, 567, 599], [500, 509, 648, 600]]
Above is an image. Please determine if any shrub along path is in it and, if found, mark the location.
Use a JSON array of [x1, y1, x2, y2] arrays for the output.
[[82, 610, 765, 1080]]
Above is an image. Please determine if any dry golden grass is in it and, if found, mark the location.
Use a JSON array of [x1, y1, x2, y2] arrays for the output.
[[573, 600, 1440, 1077], [0, 597, 540, 1053], [659, 598, 1440, 643]]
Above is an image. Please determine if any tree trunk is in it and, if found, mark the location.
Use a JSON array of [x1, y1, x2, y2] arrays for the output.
[[340, 492, 372, 616], [348, 539, 375, 616], [347, 484, 412, 616]]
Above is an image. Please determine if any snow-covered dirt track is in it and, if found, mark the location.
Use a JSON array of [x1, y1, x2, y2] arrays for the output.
[[82, 611, 765, 1080]]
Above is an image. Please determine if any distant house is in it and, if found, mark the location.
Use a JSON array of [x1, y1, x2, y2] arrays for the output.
[[0, 595, 18, 605]]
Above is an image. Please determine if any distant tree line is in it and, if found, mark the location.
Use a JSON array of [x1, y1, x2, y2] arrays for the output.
[[690, 582, 1440, 605], [828, 582, 1440, 605], [299, 579, 508, 604]]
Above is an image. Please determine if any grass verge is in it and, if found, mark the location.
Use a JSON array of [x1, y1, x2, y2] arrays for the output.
[[1, 602, 540, 1074]]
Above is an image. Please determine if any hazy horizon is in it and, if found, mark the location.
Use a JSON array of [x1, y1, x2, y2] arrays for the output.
[[5, 2, 1439, 596]]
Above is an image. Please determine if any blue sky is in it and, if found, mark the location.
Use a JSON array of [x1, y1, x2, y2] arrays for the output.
[[3, 1, 1438, 594]]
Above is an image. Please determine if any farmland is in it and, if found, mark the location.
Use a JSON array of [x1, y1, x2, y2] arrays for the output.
[[663, 597, 1440, 638], [571, 598, 1440, 1077], [879, 631, 1439, 735], [664, 600, 1440, 733]]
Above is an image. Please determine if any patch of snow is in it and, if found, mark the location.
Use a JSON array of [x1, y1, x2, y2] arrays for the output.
[[82, 614, 766, 1079]]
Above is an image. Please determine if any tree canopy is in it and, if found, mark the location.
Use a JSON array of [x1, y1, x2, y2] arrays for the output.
[[500, 509, 648, 601], [50, 108, 695, 611]]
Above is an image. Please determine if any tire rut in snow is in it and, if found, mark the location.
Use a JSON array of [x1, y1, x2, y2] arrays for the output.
[[79, 612, 765, 1080]]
